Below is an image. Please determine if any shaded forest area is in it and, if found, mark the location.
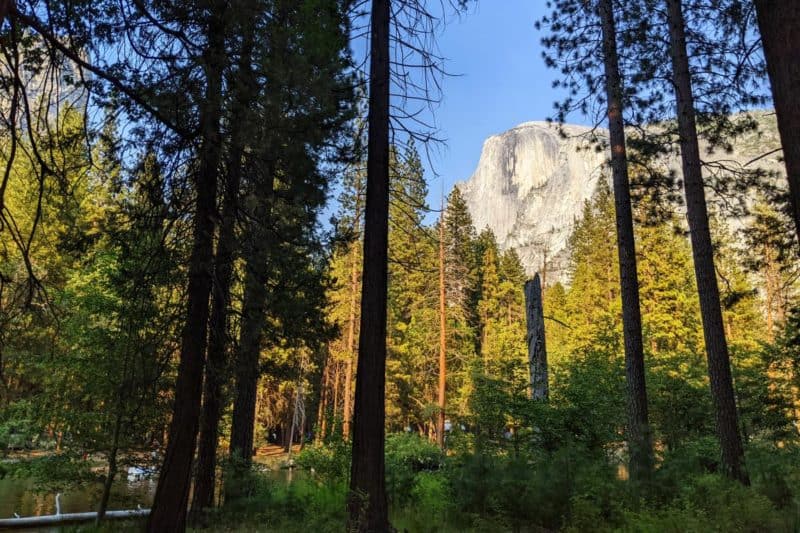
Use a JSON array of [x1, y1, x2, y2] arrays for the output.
[[1, 0, 800, 531]]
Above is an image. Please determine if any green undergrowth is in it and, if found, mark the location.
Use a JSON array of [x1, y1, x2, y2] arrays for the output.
[[199, 434, 800, 532]]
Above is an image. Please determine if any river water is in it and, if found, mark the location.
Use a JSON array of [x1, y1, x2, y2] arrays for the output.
[[0, 475, 155, 531]]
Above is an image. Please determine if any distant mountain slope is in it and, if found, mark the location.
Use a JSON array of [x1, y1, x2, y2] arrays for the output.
[[457, 113, 784, 285]]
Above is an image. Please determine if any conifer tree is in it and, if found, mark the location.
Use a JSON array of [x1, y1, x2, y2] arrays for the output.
[[385, 146, 438, 433], [338, 165, 365, 441], [148, 3, 227, 529], [229, 0, 355, 471], [597, 0, 652, 480], [754, 1, 800, 245], [664, 0, 748, 484], [742, 199, 799, 341], [437, 201, 447, 448], [565, 182, 621, 351], [349, 0, 391, 528], [192, 2, 257, 514], [442, 189, 480, 416]]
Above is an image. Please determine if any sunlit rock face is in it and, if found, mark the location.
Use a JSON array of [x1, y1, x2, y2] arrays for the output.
[[459, 121, 608, 285], [458, 113, 784, 286]]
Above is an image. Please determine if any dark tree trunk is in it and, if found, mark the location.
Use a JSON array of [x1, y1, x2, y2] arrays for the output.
[[347, 0, 391, 530], [147, 5, 226, 531], [229, 187, 274, 466], [96, 415, 123, 522], [665, 0, 748, 485], [524, 274, 548, 400], [190, 16, 255, 515], [189, 140, 236, 518], [598, 0, 652, 483], [755, 0, 800, 247]]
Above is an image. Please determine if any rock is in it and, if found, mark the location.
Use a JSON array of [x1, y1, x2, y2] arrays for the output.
[[459, 121, 607, 284], [457, 114, 784, 285]]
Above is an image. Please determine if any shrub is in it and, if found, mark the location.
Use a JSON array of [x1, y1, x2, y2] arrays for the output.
[[295, 439, 351, 484], [622, 474, 788, 532], [384, 433, 443, 506]]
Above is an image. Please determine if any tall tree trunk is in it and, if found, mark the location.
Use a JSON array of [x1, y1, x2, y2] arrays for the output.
[[332, 360, 342, 430], [229, 186, 274, 467], [347, 0, 391, 530], [343, 247, 358, 439], [754, 0, 800, 247], [598, 0, 652, 483], [191, 13, 256, 516], [665, 0, 749, 485], [524, 274, 548, 400], [147, 5, 226, 530], [436, 212, 447, 449], [316, 358, 330, 443]]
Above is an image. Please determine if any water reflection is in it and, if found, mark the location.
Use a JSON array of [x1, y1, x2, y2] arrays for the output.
[[0, 476, 155, 531]]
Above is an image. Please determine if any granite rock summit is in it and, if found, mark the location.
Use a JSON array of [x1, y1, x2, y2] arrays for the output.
[[457, 115, 783, 285]]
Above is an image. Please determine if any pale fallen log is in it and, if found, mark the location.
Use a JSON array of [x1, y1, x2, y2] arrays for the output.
[[0, 508, 150, 528]]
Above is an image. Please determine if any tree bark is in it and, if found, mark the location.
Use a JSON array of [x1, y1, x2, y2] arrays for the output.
[[191, 11, 255, 516], [343, 222, 361, 440], [96, 414, 123, 522], [332, 360, 342, 430], [665, 0, 749, 485], [524, 274, 548, 400], [316, 358, 330, 443], [437, 212, 447, 449], [229, 185, 274, 467], [347, 0, 391, 530], [754, 0, 800, 248], [147, 4, 226, 530], [598, 0, 652, 483]]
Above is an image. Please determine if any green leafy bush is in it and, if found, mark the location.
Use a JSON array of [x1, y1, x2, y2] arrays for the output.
[[623, 474, 789, 532], [295, 439, 351, 483], [384, 432, 444, 506]]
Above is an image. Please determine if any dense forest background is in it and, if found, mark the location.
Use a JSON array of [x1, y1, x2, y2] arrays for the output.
[[1, 0, 800, 532]]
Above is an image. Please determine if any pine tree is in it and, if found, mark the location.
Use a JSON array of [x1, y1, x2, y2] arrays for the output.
[[441, 188, 480, 418], [349, 0, 391, 528], [665, 0, 748, 484], [636, 220, 702, 355], [475, 231, 527, 391], [192, 1, 257, 514], [148, 3, 226, 528], [565, 182, 621, 353], [385, 146, 438, 434], [597, 0, 652, 480], [742, 199, 799, 341], [754, 0, 800, 246], [229, 0, 355, 472], [329, 164, 365, 441]]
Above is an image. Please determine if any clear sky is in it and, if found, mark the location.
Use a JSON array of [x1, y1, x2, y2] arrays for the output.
[[423, 1, 568, 203], [327, 2, 574, 225]]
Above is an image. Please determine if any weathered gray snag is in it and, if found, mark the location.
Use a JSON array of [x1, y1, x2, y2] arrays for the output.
[[525, 274, 548, 400]]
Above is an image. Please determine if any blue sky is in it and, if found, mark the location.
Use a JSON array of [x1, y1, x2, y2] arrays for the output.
[[422, 1, 565, 201], [327, 2, 572, 225]]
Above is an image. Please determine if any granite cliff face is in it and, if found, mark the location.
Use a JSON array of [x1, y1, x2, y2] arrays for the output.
[[457, 115, 784, 285], [459, 122, 608, 284]]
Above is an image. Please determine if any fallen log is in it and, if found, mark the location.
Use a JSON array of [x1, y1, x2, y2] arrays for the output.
[[0, 508, 150, 529]]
